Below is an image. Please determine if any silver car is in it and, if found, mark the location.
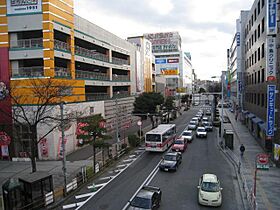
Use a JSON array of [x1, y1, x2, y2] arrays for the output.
[[188, 121, 197, 130], [196, 127, 207, 138], [181, 130, 194, 142]]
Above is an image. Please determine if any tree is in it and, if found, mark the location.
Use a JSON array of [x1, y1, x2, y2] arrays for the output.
[[181, 95, 189, 104], [163, 96, 176, 122], [76, 114, 109, 173], [133, 92, 164, 128], [0, 78, 77, 172]]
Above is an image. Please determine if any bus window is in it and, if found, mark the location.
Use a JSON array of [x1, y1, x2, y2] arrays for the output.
[[146, 134, 161, 142]]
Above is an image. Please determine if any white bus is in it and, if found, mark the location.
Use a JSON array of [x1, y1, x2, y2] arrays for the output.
[[145, 124, 177, 152]]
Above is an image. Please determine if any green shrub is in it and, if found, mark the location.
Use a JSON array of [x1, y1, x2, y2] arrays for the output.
[[128, 134, 140, 147]]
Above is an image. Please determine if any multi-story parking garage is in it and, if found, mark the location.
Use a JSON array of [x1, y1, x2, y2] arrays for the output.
[[0, 0, 142, 160]]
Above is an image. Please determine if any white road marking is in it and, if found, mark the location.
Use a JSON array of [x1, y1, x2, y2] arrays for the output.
[[117, 164, 127, 168], [63, 201, 85, 209], [99, 176, 114, 181], [87, 183, 106, 189], [75, 192, 95, 200]]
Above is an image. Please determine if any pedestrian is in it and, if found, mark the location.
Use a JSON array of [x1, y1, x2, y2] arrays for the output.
[[240, 144, 245, 157]]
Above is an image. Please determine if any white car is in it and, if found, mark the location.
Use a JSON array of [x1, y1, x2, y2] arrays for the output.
[[196, 127, 207, 138], [188, 121, 197, 130], [202, 117, 209, 122], [197, 174, 223, 207], [181, 130, 194, 142], [191, 117, 199, 125]]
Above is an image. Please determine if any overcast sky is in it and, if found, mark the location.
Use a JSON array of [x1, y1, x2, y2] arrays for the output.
[[74, 0, 254, 80]]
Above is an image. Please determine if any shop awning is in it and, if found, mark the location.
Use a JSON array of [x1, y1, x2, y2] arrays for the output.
[[247, 113, 256, 119], [252, 117, 264, 125], [259, 123, 266, 131]]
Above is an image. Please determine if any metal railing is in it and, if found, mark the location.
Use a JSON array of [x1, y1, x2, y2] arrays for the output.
[[54, 40, 70, 52], [55, 67, 71, 77], [112, 74, 130, 82], [112, 91, 130, 98], [10, 38, 43, 49], [112, 57, 129, 65], [76, 70, 110, 81], [12, 66, 44, 77], [86, 93, 110, 101], [75, 46, 109, 62]]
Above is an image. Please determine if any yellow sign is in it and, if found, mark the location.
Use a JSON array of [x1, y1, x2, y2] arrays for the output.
[[161, 69, 179, 75]]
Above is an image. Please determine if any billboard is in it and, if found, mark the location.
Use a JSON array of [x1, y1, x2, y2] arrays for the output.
[[144, 32, 181, 53], [266, 85, 275, 137], [267, 0, 277, 35], [7, 0, 42, 15], [266, 37, 276, 81], [160, 67, 179, 75]]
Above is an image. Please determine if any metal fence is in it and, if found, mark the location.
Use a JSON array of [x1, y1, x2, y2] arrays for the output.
[[86, 93, 111, 101], [112, 57, 129, 65], [10, 38, 43, 49], [54, 40, 70, 52], [55, 67, 71, 77], [12, 66, 44, 77], [112, 74, 130, 82], [75, 46, 109, 62], [76, 70, 110, 81]]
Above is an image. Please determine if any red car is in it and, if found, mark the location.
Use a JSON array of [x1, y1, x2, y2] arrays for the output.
[[171, 138, 187, 152]]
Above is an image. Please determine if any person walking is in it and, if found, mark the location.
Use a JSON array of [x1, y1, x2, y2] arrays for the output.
[[240, 144, 245, 157]]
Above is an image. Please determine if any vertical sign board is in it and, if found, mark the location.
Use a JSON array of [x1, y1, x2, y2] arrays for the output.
[[266, 37, 276, 81], [267, 0, 277, 35], [266, 85, 276, 137]]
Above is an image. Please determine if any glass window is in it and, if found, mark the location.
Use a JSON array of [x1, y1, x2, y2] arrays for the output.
[[131, 197, 151, 209], [261, 43, 265, 58], [201, 182, 220, 192], [261, 68, 265, 82], [146, 134, 161, 142], [261, 18, 265, 33]]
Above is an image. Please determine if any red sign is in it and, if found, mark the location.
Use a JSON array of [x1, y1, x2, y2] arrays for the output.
[[257, 154, 269, 164], [167, 58, 179, 63], [0, 132, 11, 146], [39, 138, 49, 158]]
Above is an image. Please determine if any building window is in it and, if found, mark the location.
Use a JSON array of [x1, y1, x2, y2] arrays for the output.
[[254, 9, 257, 21], [254, 72, 257, 84], [261, 68, 265, 82], [251, 34, 254, 46], [258, 47, 260, 61], [261, 43, 265, 58], [261, 18, 265, 33], [257, 94, 260, 105], [258, 24, 260, 38], [261, 94, 264, 107], [252, 74, 254, 84], [258, 1, 260, 14], [262, 0, 265, 8], [252, 54, 254, 65], [258, 70, 260, 83], [251, 15, 254, 26], [254, 93, 257, 104], [249, 20, 251, 30], [89, 107, 95, 114], [265, 94, 267, 108], [254, 30, 257, 42]]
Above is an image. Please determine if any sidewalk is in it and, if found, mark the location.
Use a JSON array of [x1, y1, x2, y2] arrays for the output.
[[221, 109, 280, 210]]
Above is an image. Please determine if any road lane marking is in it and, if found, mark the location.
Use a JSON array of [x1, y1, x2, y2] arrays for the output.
[[99, 176, 114, 181], [75, 192, 95, 200], [63, 201, 85, 209]]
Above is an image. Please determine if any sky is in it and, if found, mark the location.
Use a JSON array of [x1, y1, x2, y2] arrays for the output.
[[74, 0, 255, 80]]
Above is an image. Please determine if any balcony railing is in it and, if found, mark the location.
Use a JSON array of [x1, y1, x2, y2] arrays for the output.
[[112, 74, 130, 82], [112, 91, 130, 98], [54, 40, 70, 52], [55, 67, 71, 77], [10, 38, 43, 49], [112, 57, 129, 65], [75, 46, 109, 62], [12, 66, 44, 77], [76, 70, 110, 81], [86, 93, 110, 101]]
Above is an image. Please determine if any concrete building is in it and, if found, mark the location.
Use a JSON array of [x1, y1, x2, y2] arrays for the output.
[[0, 0, 139, 160], [228, 11, 249, 110], [241, 0, 280, 158], [143, 32, 193, 97]]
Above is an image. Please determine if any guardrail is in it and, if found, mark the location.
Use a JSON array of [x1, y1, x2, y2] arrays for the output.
[[10, 38, 43, 49], [55, 67, 71, 77], [75, 46, 109, 62], [112, 74, 130, 82], [76, 70, 110, 81], [12, 66, 44, 77], [86, 93, 110, 101], [54, 40, 71, 52], [112, 57, 129, 65]]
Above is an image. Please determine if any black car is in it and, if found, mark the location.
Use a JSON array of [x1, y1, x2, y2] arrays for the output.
[[128, 185, 162, 210], [159, 152, 182, 172]]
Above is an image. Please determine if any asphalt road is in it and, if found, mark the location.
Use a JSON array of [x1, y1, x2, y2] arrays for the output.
[[62, 106, 243, 210]]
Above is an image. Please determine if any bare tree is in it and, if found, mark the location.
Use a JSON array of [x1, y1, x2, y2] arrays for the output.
[[0, 78, 78, 172]]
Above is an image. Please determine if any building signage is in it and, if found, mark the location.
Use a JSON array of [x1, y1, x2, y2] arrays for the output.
[[236, 32, 240, 46], [267, 0, 277, 35], [7, 0, 42, 15], [167, 58, 179, 63], [160, 67, 179, 75], [266, 85, 275, 137], [266, 37, 276, 81], [256, 154, 269, 170], [155, 59, 167, 64], [39, 138, 49, 158]]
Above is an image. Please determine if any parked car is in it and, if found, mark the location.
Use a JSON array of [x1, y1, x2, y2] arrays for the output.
[[172, 137, 187, 152], [197, 174, 223, 207], [128, 185, 162, 210], [159, 152, 182, 172], [195, 114, 202, 120], [196, 127, 207, 138], [181, 130, 194, 142], [188, 121, 198, 130], [202, 121, 213, 132]]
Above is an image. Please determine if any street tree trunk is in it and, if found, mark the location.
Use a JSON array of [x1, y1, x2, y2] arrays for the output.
[[93, 136, 96, 174], [30, 125, 37, 173]]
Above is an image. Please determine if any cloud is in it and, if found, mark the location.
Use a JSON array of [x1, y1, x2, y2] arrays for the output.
[[74, 0, 254, 79]]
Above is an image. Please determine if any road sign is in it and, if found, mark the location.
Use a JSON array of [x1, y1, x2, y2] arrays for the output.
[[256, 154, 269, 170]]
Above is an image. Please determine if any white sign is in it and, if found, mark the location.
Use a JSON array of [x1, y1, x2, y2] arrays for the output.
[[1, 145, 9, 156], [266, 37, 276, 81], [7, 0, 42, 15]]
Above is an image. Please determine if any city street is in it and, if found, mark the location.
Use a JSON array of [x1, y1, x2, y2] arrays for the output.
[[60, 106, 243, 210]]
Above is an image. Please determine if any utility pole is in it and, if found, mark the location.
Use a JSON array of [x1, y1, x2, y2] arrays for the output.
[[59, 102, 67, 196]]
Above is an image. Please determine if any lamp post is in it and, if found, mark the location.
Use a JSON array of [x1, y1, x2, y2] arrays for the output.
[[115, 91, 120, 151], [59, 102, 67, 196]]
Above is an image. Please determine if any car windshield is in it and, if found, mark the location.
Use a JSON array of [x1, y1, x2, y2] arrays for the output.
[[203, 122, 209, 126], [201, 182, 220, 192], [130, 196, 151, 209], [183, 132, 191, 136], [198, 128, 205, 132], [174, 140, 184, 144], [189, 122, 196, 125], [164, 155, 176, 161]]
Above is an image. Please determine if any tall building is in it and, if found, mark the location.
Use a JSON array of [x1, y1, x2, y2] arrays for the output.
[[143, 32, 193, 97], [241, 0, 279, 158], [0, 0, 138, 160], [228, 11, 249, 110]]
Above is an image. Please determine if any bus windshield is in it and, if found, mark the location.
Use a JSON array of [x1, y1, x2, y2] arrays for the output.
[[146, 134, 161, 142]]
